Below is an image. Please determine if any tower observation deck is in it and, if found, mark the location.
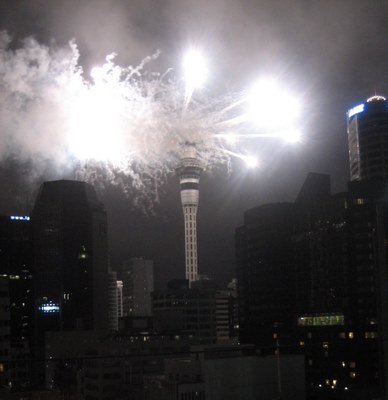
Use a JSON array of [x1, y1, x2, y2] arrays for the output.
[[175, 146, 204, 286]]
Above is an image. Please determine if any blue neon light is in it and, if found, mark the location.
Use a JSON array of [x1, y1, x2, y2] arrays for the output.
[[348, 103, 365, 118], [39, 303, 60, 313], [10, 216, 30, 221]]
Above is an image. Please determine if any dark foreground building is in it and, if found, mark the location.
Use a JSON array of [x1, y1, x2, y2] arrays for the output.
[[237, 95, 388, 399], [0, 215, 33, 389], [236, 173, 388, 399], [31, 180, 109, 387]]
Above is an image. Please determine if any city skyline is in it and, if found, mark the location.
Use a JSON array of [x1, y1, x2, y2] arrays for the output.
[[0, 1, 388, 288]]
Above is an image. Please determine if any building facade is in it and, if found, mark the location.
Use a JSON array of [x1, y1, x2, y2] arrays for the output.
[[122, 258, 154, 317], [236, 171, 388, 399], [107, 270, 118, 331], [116, 280, 123, 319], [152, 283, 217, 345], [31, 180, 109, 387], [347, 95, 388, 181], [0, 215, 33, 390]]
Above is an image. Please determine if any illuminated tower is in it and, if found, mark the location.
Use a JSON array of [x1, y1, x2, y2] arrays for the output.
[[176, 146, 203, 286], [347, 95, 388, 181]]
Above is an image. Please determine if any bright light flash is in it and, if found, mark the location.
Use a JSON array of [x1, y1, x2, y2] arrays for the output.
[[247, 78, 300, 129], [244, 155, 259, 168], [183, 49, 207, 90], [183, 49, 207, 110], [215, 133, 239, 145], [281, 128, 302, 143], [223, 149, 259, 168], [67, 67, 127, 162]]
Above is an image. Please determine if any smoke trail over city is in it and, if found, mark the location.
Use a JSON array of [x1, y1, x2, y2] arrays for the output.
[[0, 31, 301, 208]]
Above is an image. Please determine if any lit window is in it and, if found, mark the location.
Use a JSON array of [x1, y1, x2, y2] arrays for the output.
[[299, 341, 305, 347], [354, 198, 364, 205], [322, 342, 329, 349], [0, 363, 3, 373], [341, 361, 346, 368], [273, 333, 278, 339], [325, 379, 330, 386], [339, 332, 346, 339], [348, 332, 354, 339], [350, 371, 356, 379], [297, 313, 344, 326], [332, 380, 337, 386]]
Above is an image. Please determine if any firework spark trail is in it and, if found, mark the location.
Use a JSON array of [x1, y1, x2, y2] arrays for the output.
[[0, 31, 300, 208]]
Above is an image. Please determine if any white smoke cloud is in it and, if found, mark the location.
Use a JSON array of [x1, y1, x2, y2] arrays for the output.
[[3, 31, 305, 213], [0, 31, 235, 199], [0, 32, 82, 165]]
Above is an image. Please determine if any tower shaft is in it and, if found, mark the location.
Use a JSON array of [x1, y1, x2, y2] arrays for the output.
[[176, 147, 203, 286]]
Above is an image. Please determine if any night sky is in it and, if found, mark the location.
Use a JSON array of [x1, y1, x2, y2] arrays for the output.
[[1, 0, 388, 288]]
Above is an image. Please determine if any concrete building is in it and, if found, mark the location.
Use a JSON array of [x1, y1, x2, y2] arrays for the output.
[[215, 290, 231, 343], [45, 329, 197, 400], [145, 345, 305, 400], [116, 280, 123, 319], [107, 270, 118, 331], [152, 281, 217, 345], [175, 146, 203, 286], [122, 258, 154, 317]]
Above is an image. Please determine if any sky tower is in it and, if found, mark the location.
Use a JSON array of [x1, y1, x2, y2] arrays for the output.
[[176, 146, 204, 286]]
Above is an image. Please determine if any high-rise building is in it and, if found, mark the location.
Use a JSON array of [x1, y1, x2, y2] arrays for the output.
[[116, 280, 123, 318], [32, 180, 109, 332], [175, 146, 203, 286], [122, 258, 153, 317], [0, 215, 33, 389], [31, 180, 109, 387], [347, 95, 388, 181], [0, 277, 10, 388], [236, 202, 296, 348], [236, 171, 388, 399]]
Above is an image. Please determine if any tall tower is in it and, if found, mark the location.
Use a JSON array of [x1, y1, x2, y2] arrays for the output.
[[176, 146, 203, 286], [347, 95, 388, 181]]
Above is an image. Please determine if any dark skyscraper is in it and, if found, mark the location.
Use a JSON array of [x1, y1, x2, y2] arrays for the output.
[[347, 95, 388, 181], [0, 215, 33, 389], [236, 202, 296, 348], [0, 216, 33, 344], [236, 171, 388, 399], [31, 180, 109, 334]]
